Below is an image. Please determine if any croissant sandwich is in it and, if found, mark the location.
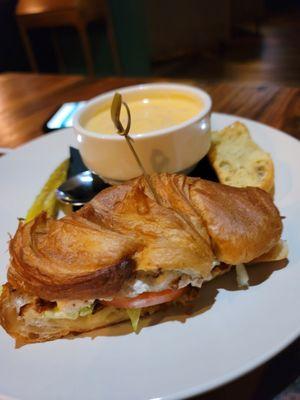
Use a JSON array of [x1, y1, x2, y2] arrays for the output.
[[0, 174, 287, 345]]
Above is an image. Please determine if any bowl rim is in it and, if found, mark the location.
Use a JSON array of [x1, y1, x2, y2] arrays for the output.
[[73, 82, 212, 141]]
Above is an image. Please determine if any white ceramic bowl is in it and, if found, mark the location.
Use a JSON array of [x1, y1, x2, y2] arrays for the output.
[[73, 83, 212, 183]]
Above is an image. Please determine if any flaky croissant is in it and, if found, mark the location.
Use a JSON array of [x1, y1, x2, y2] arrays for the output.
[[0, 174, 286, 344]]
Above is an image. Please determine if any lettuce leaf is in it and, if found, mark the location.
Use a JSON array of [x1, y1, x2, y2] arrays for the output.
[[236, 264, 249, 288], [43, 304, 94, 320], [79, 305, 94, 317], [126, 308, 141, 332]]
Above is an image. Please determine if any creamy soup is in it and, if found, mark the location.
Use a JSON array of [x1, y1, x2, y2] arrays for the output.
[[85, 93, 203, 134]]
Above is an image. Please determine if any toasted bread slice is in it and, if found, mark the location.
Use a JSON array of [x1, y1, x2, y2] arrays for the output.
[[208, 122, 274, 194]]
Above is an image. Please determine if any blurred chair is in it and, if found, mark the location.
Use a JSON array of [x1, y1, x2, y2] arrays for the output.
[[15, 0, 121, 75]]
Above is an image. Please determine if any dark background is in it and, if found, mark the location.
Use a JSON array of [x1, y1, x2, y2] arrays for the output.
[[0, 0, 299, 85]]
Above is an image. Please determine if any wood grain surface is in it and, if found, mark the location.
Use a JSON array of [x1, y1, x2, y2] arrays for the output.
[[0, 73, 299, 148], [0, 73, 299, 400]]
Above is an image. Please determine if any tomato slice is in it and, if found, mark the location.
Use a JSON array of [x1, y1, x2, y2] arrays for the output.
[[102, 287, 186, 309]]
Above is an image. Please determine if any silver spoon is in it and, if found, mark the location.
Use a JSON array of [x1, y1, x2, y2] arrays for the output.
[[56, 170, 108, 206]]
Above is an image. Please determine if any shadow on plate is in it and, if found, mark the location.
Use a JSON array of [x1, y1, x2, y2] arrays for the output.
[[72, 259, 288, 340]]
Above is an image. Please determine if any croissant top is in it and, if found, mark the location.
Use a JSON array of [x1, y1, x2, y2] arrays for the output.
[[8, 174, 282, 300]]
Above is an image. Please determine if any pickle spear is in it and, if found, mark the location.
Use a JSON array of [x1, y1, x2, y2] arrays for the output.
[[26, 159, 69, 222]]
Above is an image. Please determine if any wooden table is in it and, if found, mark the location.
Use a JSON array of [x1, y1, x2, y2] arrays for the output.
[[0, 73, 299, 399], [0, 73, 299, 148]]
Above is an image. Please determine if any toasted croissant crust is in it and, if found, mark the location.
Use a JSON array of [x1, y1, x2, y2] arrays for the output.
[[6, 174, 282, 301], [0, 284, 160, 346]]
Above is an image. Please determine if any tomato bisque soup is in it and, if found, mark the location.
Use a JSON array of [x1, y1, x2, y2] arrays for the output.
[[85, 91, 204, 135]]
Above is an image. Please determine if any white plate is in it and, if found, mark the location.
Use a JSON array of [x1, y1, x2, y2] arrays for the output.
[[0, 113, 299, 400]]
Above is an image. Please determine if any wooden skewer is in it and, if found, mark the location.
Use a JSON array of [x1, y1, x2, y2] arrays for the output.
[[110, 92, 160, 203]]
